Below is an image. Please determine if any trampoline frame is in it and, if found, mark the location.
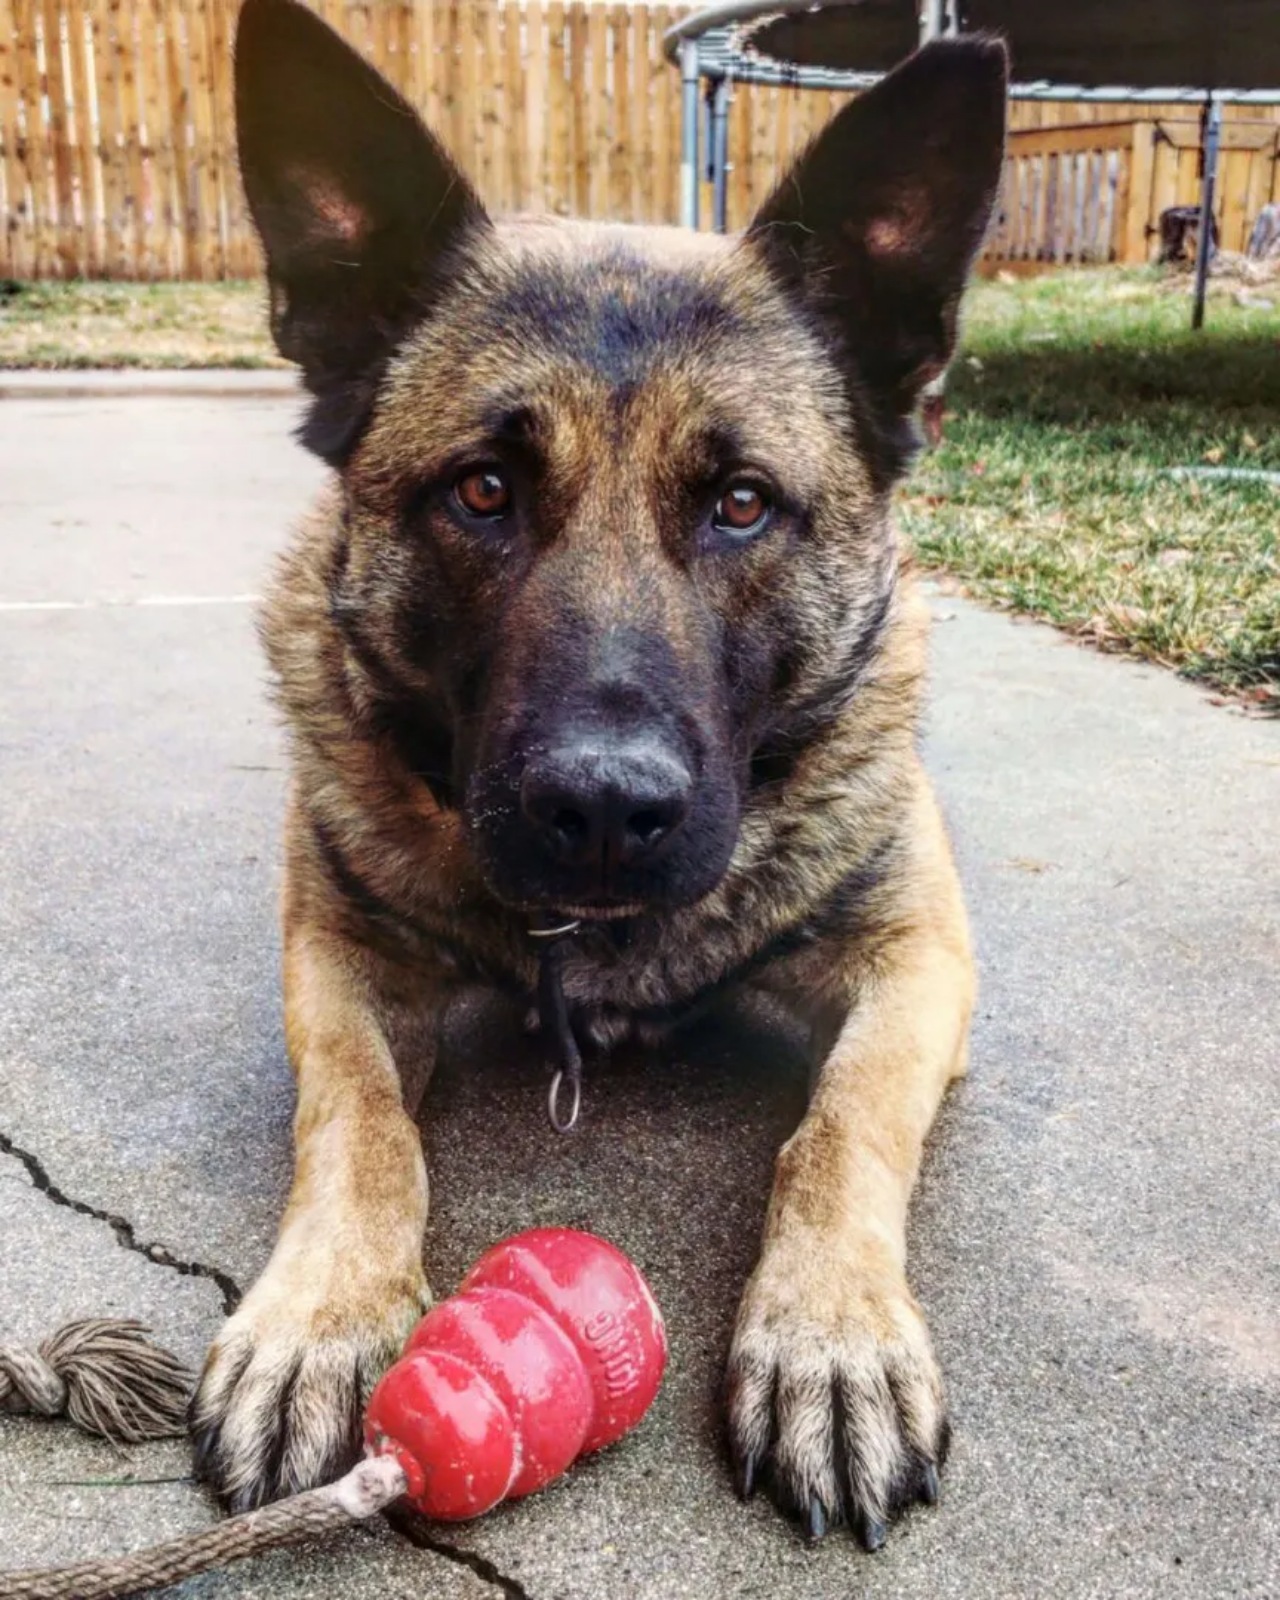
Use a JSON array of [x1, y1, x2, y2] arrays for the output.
[[663, 0, 1280, 327]]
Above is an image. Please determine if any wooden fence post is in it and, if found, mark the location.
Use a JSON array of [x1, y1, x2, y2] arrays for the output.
[[1126, 120, 1156, 263]]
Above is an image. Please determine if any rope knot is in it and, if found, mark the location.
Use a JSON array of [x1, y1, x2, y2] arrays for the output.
[[0, 1344, 67, 1420], [0, 1320, 191, 1443]]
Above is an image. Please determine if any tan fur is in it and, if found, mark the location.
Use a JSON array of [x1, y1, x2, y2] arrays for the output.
[[730, 779, 973, 1524]]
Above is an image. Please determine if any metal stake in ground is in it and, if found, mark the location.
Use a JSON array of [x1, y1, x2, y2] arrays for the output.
[[1192, 93, 1223, 331]]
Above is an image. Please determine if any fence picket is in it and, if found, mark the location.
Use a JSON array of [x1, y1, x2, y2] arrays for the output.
[[39, 0, 76, 272], [609, 4, 629, 221], [503, 0, 524, 213], [545, 1, 569, 217], [65, 0, 100, 272], [206, 0, 232, 277], [161, 0, 191, 276], [458, 0, 480, 187], [479, 0, 501, 209], [17, 0, 55, 277], [568, 2, 588, 218], [145, 0, 172, 273], [629, 3, 649, 222], [0, 0, 34, 277], [651, 2, 675, 224], [586, 0, 607, 220]]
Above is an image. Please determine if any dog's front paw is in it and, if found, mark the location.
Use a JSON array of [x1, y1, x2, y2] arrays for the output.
[[191, 1258, 431, 1510], [726, 1242, 948, 1548]]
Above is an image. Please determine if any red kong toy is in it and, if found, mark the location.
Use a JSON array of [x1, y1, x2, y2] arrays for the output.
[[0, 1228, 667, 1600], [366, 1226, 668, 1519]]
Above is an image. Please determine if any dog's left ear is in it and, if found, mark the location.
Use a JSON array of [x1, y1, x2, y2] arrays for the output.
[[747, 37, 1007, 452]]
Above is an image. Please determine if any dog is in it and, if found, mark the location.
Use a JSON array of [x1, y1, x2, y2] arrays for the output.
[[192, 0, 1006, 1549]]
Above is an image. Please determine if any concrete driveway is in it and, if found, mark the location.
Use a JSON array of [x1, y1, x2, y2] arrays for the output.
[[1, 383, 1276, 1600]]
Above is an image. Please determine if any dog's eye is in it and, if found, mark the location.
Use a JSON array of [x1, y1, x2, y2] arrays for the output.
[[711, 481, 771, 538], [454, 466, 511, 520]]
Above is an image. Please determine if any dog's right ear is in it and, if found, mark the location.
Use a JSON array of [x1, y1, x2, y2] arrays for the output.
[[235, 0, 487, 463]]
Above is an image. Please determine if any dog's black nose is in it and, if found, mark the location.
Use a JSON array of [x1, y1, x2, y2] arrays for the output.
[[521, 741, 692, 872]]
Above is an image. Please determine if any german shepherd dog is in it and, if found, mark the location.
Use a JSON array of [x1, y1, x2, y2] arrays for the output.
[[194, 0, 1006, 1548]]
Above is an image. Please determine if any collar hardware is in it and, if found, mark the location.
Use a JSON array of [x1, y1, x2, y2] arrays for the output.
[[531, 920, 585, 1133]]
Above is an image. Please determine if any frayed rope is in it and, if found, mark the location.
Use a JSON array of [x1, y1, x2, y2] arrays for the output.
[[0, 1319, 191, 1444], [0, 1455, 407, 1600], [0, 1323, 411, 1600]]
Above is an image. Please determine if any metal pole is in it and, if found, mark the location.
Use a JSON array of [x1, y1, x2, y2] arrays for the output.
[[1191, 94, 1222, 331], [711, 78, 731, 233], [679, 38, 701, 230], [920, 0, 943, 42]]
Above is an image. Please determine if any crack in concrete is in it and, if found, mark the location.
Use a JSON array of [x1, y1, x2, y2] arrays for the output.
[[387, 1507, 535, 1600], [1, 1135, 535, 1595], [0, 1130, 243, 1316]]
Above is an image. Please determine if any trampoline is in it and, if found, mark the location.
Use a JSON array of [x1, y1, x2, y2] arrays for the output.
[[664, 0, 1280, 326]]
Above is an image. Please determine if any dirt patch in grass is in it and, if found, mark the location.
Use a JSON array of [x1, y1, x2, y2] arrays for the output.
[[901, 267, 1280, 712], [0, 280, 281, 368]]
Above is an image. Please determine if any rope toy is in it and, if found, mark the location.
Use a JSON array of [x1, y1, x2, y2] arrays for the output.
[[0, 1228, 666, 1600], [0, 1320, 190, 1444]]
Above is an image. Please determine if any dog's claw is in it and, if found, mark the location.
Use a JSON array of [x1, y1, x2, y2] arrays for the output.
[[736, 1450, 757, 1501], [727, 1261, 949, 1549], [859, 1515, 887, 1553], [807, 1496, 827, 1542]]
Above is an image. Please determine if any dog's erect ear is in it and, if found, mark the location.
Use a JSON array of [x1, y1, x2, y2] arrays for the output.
[[747, 37, 1007, 459], [235, 0, 487, 462]]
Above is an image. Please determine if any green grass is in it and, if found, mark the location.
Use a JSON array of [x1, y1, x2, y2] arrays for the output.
[[901, 267, 1279, 709], [0, 279, 281, 368], [3, 268, 1277, 706]]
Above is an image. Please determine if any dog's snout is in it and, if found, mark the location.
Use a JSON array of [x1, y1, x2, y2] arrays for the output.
[[521, 741, 692, 872], [467, 620, 740, 911]]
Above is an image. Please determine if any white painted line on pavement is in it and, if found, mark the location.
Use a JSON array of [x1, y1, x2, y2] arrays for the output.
[[135, 594, 261, 607], [0, 593, 260, 612]]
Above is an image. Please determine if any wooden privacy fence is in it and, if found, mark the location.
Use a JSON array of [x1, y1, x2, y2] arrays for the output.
[[0, 0, 714, 278], [1, 0, 1279, 280], [986, 113, 1280, 270]]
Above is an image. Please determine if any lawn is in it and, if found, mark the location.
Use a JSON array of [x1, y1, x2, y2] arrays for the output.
[[2, 268, 1277, 708], [904, 268, 1279, 710], [0, 279, 283, 368]]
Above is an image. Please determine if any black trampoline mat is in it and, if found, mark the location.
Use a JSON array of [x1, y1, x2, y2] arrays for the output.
[[749, 0, 1280, 91]]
